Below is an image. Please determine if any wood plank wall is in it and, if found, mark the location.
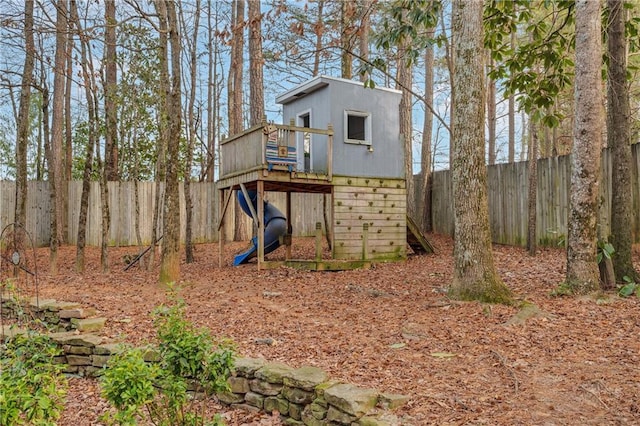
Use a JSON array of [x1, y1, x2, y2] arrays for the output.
[[0, 181, 328, 247], [430, 143, 640, 246], [332, 176, 406, 260]]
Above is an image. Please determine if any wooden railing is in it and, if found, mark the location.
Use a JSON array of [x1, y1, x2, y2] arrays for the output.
[[219, 122, 333, 180]]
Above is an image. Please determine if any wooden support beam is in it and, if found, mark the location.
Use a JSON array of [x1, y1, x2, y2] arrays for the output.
[[257, 180, 265, 270], [286, 191, 292, 260]]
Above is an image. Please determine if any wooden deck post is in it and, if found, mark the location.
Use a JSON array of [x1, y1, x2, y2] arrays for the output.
[[257, 180, 265, 270], [286, 191, 292, 260], [315, 222, 322, 261], [362, 223, 369, 260]]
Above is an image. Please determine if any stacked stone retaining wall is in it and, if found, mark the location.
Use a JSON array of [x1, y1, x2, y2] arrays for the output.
[[1, 298, 408, 425]]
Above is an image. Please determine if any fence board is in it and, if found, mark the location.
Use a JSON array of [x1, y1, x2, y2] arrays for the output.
[[430, 143, 640, 246]]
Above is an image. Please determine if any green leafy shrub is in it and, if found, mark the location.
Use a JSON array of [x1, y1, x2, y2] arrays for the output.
[[0, 332, 67, 426], [100, 347, 160, 425], [618, 276, 640, 298], [101, 293, 234, 426]]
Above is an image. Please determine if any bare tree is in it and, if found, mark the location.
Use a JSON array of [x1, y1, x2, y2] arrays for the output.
[[565, 0, 604, 294], [48, 0, 70, 273], [486, 55, 496, 165], [527, 120, 538, 256], [104, 0, 119, 181], [159, 0, 183, 284], [181, 0, 201, 264], [248, 0, 264, 126], [229, 0, 248, 242], [607, 0, 639, 284], [14, 0, 35, 240], [397, 11, 414, 219], [449, 0, 511, 303], [70, 0, 99, 272], [420, 29, 435, 233]]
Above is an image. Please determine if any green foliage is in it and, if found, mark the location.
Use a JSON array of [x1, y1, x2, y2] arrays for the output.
[[100, 347, 160, 425], [100, 292, 234, 426], [597, 239, 615, 264], [485, 0, 575, 127], [153, 295, 235, 395], [618, 276, 640, 298], [0, 332, 67, 426]]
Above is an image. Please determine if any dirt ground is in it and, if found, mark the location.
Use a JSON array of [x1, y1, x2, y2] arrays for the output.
[[9, 234, 640, 425]]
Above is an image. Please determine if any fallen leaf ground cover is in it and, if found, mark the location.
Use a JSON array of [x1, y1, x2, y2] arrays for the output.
[[21, 234, 640, 425]]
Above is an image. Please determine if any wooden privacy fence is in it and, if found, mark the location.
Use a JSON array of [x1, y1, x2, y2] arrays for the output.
[[1, 143, 638, 248], [430, 143, 640, 246], [0, 181, 328, 247]]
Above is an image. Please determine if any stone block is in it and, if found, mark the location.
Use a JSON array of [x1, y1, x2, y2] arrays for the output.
[[283, 418, 305, 426], [301, 405, 326, 426], [46, 301, 83, 312], [356, 413, 400, 426], [283, 366, 328, 391], [255, 362, 295, 384], [49, 332, 103, 347], [71, 317, 106, 333], [228, 376, 250, 394], [93, 343, 123, 355], [282, 385, 315, 405], [264, 396, 289, 416], [59, 308, 96, 319], [230, 403, 261, 413], [217, 391, 245, 405], [244, 391, 265, 409], [377, 393, 409, 410], [288, 402, 304, 420], [324, 384, 378, 417], [250, 378, 283, 396], [326, 406, 357, 424], [66, 355, 92, 366], [91, 354, 111, 367], [63, 344, 93, 355], [234, 357, 267, 378]]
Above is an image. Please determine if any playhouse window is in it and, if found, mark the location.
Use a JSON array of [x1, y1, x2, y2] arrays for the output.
[[344, 110, 371, 146]]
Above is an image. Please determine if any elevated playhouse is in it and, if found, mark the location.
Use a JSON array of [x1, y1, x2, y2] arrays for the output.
[[216, 75, 432, 270]]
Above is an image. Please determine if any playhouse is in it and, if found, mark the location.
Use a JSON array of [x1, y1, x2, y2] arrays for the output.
[[216, 75, 431, 269]]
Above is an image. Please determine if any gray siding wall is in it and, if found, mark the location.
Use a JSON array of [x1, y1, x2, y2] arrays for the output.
[[282, 77, 403, 179]]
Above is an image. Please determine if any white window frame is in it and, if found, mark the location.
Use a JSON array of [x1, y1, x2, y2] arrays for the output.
[[343, 110, 372, 146]]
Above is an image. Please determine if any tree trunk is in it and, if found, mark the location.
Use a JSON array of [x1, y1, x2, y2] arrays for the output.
[[449, 0, 511, 304], [312, 1, 324, 77], [230, 0, 248, 242], [487, 55, 496, 165], [340, 1, 354, 79], [420, 34, 434, 233], [150, 0, 170, 272], [527, 121, 538, 256], [248, 0, 264, 126], [358, 0, 371, 82], [158, 0, 182, 284], [397, 23, 414, 219], [607, 0, 638, 284], [204, 0, 217, 183], [14, 0, 35, 239], [104, 0, 119, 181], [49, 0, 70, 273], [508, 29, 515, 164], [70, 0, 98, 272], [566, 0, 604, 294], [183, 0, 201, 264]]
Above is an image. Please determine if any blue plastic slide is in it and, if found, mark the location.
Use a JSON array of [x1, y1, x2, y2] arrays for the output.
[[233, 190, 287, 265]]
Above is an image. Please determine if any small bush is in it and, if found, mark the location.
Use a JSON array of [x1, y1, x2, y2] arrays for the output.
[[0, 332, 67, 426], [101, 292, 234, 426]]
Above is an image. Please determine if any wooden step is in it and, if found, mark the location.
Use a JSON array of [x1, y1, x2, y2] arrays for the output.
[[406, 215, 435, 255]]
